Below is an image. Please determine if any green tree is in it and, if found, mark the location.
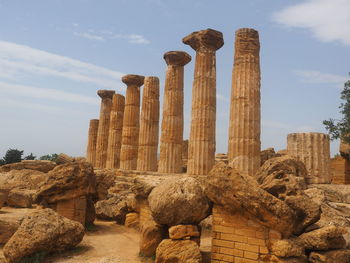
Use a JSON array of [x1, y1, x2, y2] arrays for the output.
[[323, 73, 350, 143], [24, 153, 36, 160], [3, 148, 23, 164], [39, 153, 58, 162]]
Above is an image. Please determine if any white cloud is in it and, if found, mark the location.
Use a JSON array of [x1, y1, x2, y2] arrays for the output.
[[0, 82, 99, 105], [272, 0, 350, 45], [73, 32, 105, 41], [295, 70, 347, 87], [0, 40, 124, 90]]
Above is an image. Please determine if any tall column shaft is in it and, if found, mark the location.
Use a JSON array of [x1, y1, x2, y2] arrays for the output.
[[287, 132, 331, 184], [95, 90, 115, 168], [137, 77, 160, 171], [158, 51, 191, 173], [120, 74, 145, 170], [183, 29, 224, 175], [86, 119, 99, 166], [228, 28, 261, 176], [106, 94, 125, 169]]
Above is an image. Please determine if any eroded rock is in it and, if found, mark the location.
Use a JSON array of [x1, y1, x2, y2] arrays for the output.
[[0, 160, 56, 173], [155, 239, 202, 263], [309, 249, 350, 263], [139, 220, 166, 257], [169, 225, 200, 240]]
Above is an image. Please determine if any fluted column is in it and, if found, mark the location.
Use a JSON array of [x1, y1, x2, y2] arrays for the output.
[[106, 94, 125, 169], [228, 28, 261, 176], [86, 119, 99, 166], [95, 90, 115, 168], [183, 29, 224, 175], [120, 74, 145, 170], [158, 51, 191, 173], [287, 132, 331, 184], [137, 77, 160, 171]]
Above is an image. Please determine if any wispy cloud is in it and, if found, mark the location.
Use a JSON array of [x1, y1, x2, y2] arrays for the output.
[[0, 40, 124, 89], [0, 96, 63, 112], [73, 32, 105, 41], [272, 0, 350, 45], [295, 70, 347, 88], [110, 34, 150, 44], [0, 82, 99, 105]]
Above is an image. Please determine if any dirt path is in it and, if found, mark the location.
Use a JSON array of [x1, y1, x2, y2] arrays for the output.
[[1, 218, 211, 263]]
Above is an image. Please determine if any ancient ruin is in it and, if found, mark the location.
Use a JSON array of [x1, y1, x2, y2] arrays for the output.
[[119, 74, 145, 170], [137, 76, 160, 171], [228, 28, 261, 176], [86, 119, 99, 166], [95, 90, 115, 168], [106, 94, 125, 169], [183, 29, 224, 175], [158, 51, 191, 173], [287, 132, 331, 184]]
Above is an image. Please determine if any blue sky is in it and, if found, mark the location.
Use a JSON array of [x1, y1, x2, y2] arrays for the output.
[[0, 0, 349, 158]]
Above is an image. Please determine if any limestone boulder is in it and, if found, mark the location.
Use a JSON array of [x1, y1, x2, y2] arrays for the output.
[[55, 153, 74, 164], [7, 189, 35, 208], [309, 249, 350, 263], [169, 225, 200, 240], [255, 155, 307, 200], [203, 162, 297, 237], [308, 184, 350, 203], [270, 239, 305, 258], [85, 195, 96, 226], [155, 239, 202, 263], [148, 177, 211, 226], [3, 208, 84, 263], [298, 226, 346, 250], [132, 174, 169, 199], [95, 169, 118, 200], [0, 191, 8, 209], [95, 193, 137, 224], [36, 162, 96, 204], [0, 169, 47, 192], [0, 215, 22, 244], [0, 160, 56, 173], [140, 221, 166, 257], [125, 212, 139, 229], [260, 147, 277, 166]]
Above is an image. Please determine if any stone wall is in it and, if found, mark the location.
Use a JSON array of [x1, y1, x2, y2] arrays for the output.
[[56, 196, 87, 226], [331, 156, 350, 184], [212, 206, 280, 263]]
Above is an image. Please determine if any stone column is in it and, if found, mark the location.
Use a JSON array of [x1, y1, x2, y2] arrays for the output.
[[106, 94, 125, 169], [86, 119, 99, 166], [137, 76, 160, 171], [158, 51, 191, 173], [228, 28, 261, 176], [183, 29, 224, 175], [95, 90, 115, 168], [120, 74, 145, 170], [287, 132, 331, 184]]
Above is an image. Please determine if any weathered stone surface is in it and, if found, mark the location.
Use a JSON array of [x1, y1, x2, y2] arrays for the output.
[[0, 214, 22, 244], [261, 147, 277, 166], [0, 160, 56, 173], [106, 94, 125, 169], [265, 255, 308, 263], [36, 162, 96, 204], [331, 155, 350, 184], [137, 76, 160, 172], [309, 249, 350, 263], [85, 195, 96, 226], [125, 212, 139, 229], [169, 225, 200, 240], [148, 177, 211, 226], [308, 184, 350, 204], [94, 169, 117, 200], [255, 155, 308, 200], [86, 119, 99, 166], [139, 221, 165, 257], [95, 193, 137, 223], [270, 239, 305, 258], [0, 191, 8, 208], [203, 162, 297, 237], [298, 226, 346, 250], [158, 51, 191, 174], [228, 28, 261, 176], [95, 89, 115, 168], [285, 195, 321, 235], [287, 132, 331, 183], [340, 139, 350, 158], [7, 189, 35, 208], [120, 74, 145, 170], [183, 28, 223, 175], [3, 208, 84, 263], [56, 153, 74, 164], [132, 175, 170, 199], [155, 239, 202, 263]]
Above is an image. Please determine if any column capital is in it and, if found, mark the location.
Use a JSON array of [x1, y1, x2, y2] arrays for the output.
[[183, 28, 224, 51], [163, 51, 191, 66], [122, 74, 145, 87], [97, 90, 115, 99]]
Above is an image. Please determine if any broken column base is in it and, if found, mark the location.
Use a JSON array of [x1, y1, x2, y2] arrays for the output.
[[56, 196, 87, 226], [331, 156, 350, 184]]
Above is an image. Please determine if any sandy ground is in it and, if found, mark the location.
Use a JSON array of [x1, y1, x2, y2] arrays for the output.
[[1, 217, 211, 263]]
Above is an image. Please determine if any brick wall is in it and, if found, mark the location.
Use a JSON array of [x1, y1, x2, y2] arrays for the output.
[[56, 195, 87, 225], [212, 206, 281, 263], [331, 156, 350, 184]]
